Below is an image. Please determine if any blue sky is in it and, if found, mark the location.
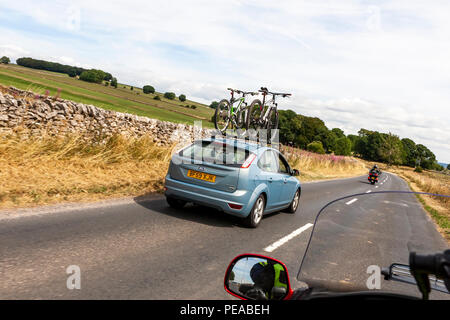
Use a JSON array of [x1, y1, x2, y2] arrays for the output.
[[0, 0, 449, 162]]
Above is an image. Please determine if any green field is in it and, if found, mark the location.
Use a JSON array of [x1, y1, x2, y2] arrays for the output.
[[0, 64, 215, 127]]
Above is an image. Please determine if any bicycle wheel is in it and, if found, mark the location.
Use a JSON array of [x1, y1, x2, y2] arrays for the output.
[[266, 108, 279, 143], [246, 99, 263, 131], [214, 99, 231, 134]]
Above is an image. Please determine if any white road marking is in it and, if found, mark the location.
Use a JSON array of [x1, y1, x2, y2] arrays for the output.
[[366, 190, 372, 193], [375, 186, 379, 188], [346, 198, 358, 205], [264, 223, 314, 253]]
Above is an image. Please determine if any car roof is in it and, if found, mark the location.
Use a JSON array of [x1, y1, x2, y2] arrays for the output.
[[201, 137, 276, 152]]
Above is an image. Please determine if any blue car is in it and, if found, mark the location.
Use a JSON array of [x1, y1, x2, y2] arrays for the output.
[[164, 138, 301, 227]]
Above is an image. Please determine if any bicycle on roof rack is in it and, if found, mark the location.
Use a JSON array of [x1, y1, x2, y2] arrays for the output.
[[213, 88, 258, 135], [246, 87, 291, 142]]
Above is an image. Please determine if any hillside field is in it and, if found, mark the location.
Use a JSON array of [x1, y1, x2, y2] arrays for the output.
[[0, 64, 215, 127]]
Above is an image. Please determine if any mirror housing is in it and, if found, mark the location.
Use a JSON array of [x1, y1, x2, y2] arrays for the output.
[[224, 254, 293, 300]]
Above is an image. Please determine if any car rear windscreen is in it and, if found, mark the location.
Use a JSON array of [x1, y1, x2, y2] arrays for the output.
[[179, 141, 251, 167]]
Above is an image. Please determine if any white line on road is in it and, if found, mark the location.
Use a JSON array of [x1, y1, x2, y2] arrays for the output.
[[366, 190, 372, 193], [375, 186, 379, 188], [264, 223, 314, 253], [346, 198, 358, 205]]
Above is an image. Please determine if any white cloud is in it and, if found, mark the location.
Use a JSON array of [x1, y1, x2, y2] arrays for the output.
[[0, 0, 449, 161]]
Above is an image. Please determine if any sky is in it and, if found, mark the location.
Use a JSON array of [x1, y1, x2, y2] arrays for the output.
[[0, 0, 449, 162]]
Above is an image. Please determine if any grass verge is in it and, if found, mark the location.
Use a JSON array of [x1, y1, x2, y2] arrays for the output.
[[389, 166, 449, 242]]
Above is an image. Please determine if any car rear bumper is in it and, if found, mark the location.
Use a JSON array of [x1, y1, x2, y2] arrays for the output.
[[164, 175, 253, 217]]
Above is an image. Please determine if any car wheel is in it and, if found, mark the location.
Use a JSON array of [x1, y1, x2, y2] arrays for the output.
[[244, 194, 265, 228], [285, 188, 301, 213], [166, 196, 187, 209]]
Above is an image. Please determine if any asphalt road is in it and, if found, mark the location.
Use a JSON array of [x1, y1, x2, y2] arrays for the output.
[[0, 173, 447, 299]]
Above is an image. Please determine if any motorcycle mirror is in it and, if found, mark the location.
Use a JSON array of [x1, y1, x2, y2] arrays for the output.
[[292, 169, 300, 177], [224, 254, 293, 300]]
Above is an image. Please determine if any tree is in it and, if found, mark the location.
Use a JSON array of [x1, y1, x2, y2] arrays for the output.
[[143, 85, 155, 94], [164, 92, 176, 100], [447, 164, 450, 170], [179, 94, 186, 102], [111, 77, 118, 88], [79, 69, 106, 84], [209, 101, 219, 109], [401, 138, 418, 167], [130, 86, 134, 91], [334, 137, 352, 156], [68, 68, 77, 78], [307, 141, 325, 154], [378, 133, 403, 165], [104, 73, 113, 82], [0, 56, 10, 64]]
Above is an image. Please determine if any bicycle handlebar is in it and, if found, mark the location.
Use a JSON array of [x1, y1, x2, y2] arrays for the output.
[[227, 88, 258, 96], [259, 87, 291, 98]]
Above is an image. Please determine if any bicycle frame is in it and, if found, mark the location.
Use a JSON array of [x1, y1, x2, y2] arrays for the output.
[[258, 94, 278, 125]]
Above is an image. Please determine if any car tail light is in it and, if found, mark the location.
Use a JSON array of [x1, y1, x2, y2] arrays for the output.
[[228, 203, 243, 210], [241, 153, 257, 169]]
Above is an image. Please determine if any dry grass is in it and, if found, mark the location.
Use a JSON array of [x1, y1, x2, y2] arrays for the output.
[[0, 132, 174, 209], [0, 133, 370, 209], [389, 166, 450, 241], [281, 146, 368, 181]]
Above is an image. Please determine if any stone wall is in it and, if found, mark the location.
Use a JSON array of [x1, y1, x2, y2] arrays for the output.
[[0, 86, 214, 145]]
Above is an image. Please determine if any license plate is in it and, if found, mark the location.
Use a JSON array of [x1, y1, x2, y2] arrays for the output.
[[187, 170, 216, 183]]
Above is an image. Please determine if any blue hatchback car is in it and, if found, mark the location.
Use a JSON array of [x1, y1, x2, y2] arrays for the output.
[[164, 138, 301, 227]]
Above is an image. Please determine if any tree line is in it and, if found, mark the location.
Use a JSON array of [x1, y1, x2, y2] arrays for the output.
[[277, 109, 443, 170], [16, 57, 115, 86]]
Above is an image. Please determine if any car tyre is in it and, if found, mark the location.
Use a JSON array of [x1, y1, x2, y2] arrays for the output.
[[166, 196, 187, 209], [244, 194, 265, 228], [285, 188, 301, 213]]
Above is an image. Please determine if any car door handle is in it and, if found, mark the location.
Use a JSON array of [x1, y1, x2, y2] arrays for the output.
[[268, 177, 273, 183]]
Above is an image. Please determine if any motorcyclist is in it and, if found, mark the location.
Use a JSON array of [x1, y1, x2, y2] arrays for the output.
[[370, 164, 380, 175], [246, 261, 288, 300]]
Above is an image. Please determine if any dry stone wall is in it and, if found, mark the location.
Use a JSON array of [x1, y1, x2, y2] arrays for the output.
[[0, 86, 215, 145]]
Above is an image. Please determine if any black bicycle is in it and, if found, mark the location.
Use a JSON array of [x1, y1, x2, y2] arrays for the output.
[[214, 88, 258, 135], [246, 87, 291, 141]]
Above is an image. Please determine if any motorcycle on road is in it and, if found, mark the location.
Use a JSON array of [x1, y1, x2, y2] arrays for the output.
[[224, 191, 450, 300], [368, 172, 379, 185]]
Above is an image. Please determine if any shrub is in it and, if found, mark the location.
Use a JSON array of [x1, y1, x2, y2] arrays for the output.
[[307, 141, 325, 154], [143, 85, 155, 94], [179, 94, 186, 102], [414, 166, 423, 173], [79, 69, 106, 83], [0, 56, 11, 64], [164, 92, 176, 100], [191, 105, 197, 109], [209, 101, 219, 109], [153, 95, 161, 100], [111, 78, 118, 88]]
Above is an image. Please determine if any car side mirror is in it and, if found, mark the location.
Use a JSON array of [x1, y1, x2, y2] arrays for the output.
[[224, 254, 293, 300], [292, 169, 300, 176]]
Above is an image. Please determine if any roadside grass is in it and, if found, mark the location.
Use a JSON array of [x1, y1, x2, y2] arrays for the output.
[[388, 166, 450, 242], [0, 131, 371, 209], [0, 132, 174, 209], [282, 146, 368, 181]]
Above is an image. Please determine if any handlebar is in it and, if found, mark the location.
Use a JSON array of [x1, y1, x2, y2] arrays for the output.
[[227, 88, 258, 96], [259, 87, 291, 98], [409, 250, 450, 299]]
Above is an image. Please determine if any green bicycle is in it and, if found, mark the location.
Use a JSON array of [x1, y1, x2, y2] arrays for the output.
[[214, 88, 258, 135]]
